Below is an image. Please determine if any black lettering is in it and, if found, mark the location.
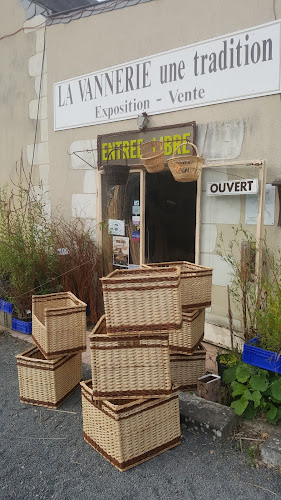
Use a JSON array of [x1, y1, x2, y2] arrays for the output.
[[219, 40, 227, 70], [262, 38, 273, 61], [251, 42, 261, 64]]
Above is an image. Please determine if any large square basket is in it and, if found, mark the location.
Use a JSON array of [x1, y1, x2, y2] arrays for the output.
[[169, 308, 205, 354], [89, 315, 172, 399], [32, 292, 87, 359], [81, 380, 181, 471], [16, 346, 82, 408], [100, 267, 182, 335], [170, 344, 206, 391], [144, 261, 212, 308]]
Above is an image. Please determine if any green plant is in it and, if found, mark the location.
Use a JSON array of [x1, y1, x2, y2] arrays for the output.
[[0, 179, 60, 316], [0, 157, 103, 322], [217, 226, 281, 354], [217, 349, 241, 367], [223, 361, 281, 424]]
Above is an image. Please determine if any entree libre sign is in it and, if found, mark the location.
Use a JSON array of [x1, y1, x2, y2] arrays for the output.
[[54, 21, 281, 130]]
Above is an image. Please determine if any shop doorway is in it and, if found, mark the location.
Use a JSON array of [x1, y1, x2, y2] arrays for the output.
[[145, 170, 197, 263]]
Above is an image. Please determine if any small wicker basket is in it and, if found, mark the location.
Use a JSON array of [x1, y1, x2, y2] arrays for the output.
[[100, 266, 182, 335], [103, 147, 130, 186], [16, 346, 82, 408], [143, 261, 212, 309], [140, 140, 164, 173], [169, 308, 205, 355], [32, 292, 87, 359], [170, 344, 206, 391], [81, 380, 181, 471], [168, 141, 204, 182], [89, 315, 172, 399]]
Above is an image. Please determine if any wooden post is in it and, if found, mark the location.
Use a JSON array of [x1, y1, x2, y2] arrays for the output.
[[255, 160, 267, 308], [195, 170, 202, 264], [96, 170, 103, 250], [140, 169, 146, 266]]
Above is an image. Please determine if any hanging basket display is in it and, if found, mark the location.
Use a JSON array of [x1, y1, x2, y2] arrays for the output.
[[167, 141, 204, 182], [103, 147, 130, 186], [140, 140, 164, 173]]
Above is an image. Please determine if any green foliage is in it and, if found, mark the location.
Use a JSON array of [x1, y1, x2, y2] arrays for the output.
[[217, 349, 240, 367], [0, 160, 103, 321], [223, 362, 281, 424], [217, 225, 281, 354], [0, 181, 60, 315]]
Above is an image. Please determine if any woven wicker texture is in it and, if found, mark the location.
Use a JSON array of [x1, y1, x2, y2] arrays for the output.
[[170, 345, 206, 391], [169, 308, 205, 354], [16, 346, 82, 408], [32, 292, 87, 359], [89, 315, 172, 399], [81, 380, 181, 471], [140, 141, 164, 173], [143, 261, 212, 308], [100, 267, 182, 335], [167, 141, 204, 182]]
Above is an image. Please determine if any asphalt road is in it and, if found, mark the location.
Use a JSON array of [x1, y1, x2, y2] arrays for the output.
[[1, 331, 280, 500]]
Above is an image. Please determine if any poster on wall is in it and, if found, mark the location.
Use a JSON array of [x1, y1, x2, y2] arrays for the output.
[[108, 219, 125, 236], [245, 184, 276, 225], [54, 21, 281, 131], [113, 236, 129, 267]]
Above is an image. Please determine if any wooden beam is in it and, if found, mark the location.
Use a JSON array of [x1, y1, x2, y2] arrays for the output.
[[140, 169, 146, 265], [96, 170, 103, 249], [195, 171, 202, 264], [255, 160, 267, 306]]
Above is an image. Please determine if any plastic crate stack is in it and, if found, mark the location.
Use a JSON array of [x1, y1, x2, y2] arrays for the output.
[[16, 292, 87, 409], [81, 267, 182, 471], [145, 262, 213, 391]]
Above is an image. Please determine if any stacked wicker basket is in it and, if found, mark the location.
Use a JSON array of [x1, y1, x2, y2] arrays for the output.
[[16, 292, 87, 409], [82, 266, 182, 471], [144, 262, 213, 391]]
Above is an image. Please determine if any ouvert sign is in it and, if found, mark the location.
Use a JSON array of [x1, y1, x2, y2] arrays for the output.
[[54, 20, 281, 131]]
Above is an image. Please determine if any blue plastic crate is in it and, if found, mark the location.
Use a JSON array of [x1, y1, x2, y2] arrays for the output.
[[12, 318, 32, 335], [0, 299, 13, 314], [242, 343, 281, 374]]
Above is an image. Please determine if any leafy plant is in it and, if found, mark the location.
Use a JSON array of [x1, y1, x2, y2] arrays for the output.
[[223, 361, 281, 424], [217, 226, 281, 354], [0, 179, 60, 316], [0, 157, 103, 322], [217, 349, 241, 368]]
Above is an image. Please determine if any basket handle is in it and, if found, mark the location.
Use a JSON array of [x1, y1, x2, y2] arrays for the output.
[[107, 147, 128, 165], [173, 141, 199, 157]]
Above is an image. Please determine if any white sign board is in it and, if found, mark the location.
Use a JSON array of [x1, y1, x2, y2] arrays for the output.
[[207, 179, 259, 196], [245, 184, 276, 226], [108, 219, 125, 236], [54, 21, 281, 130]]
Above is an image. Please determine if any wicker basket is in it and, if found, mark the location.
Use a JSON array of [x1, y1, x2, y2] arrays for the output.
[[169, 308, 205, 355], [81, 380, 181, 471], [89, 315, 172, 399], [16, 346, 82, 408], [140, 141, 164, 173], [170, 345, 206, 391], [143, 261, 212, 309], [103, 147, 130, 186], [100, 266, 182, 335], [167, 141, 204, 182], [32, 292, 87, 359]]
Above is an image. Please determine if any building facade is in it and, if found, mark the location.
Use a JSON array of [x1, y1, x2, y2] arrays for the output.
[[1, 0, 281, 347]]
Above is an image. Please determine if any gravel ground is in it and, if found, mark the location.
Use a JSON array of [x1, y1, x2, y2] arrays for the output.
[[1, 331, 280, 500]]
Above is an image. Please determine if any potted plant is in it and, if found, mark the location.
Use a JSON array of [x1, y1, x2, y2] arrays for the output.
[[217, 227, 281, 374]]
